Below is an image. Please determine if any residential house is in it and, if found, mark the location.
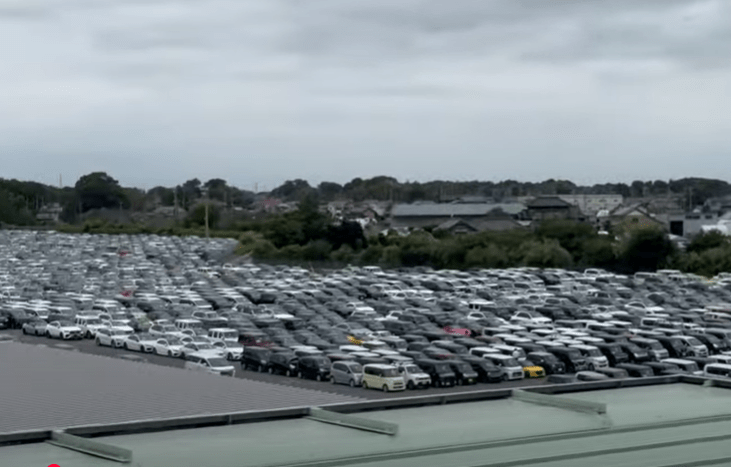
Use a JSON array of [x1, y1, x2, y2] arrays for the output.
[[390, 202, 528, 230], [606, 203, 665, 233], [434, 219, 479, 235], [556, 194, 623, 216], [525, 196, 584, 222]]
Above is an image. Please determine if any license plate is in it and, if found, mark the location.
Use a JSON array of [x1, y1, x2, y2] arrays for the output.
[[468, 379, 474, 383]]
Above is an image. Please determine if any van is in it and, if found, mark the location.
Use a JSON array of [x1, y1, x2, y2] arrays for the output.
[[704, 363, 731, 379], [629, 337, 670, 361], [675, 336, 709, 357], [208, 328, 240, 344], [184, 353, 235, 376], [481, 354, 524, 381], [174, 319, 205, 334], [569, 345, 609, 370], [362, 364, 405, 392]]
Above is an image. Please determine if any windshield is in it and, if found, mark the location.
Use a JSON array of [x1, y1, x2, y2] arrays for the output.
[[85, 318, 102, 325], [207, 358, 230, 367], [586, 349, 602, 357], [502, 358, 520, 367], [647, 342, 664, 350], [161, 325, 177, 332], [348, 363, 363, 373], [686, 337, 702, 346], [196, 344, 213, 350], [434, 364, 450, 373]]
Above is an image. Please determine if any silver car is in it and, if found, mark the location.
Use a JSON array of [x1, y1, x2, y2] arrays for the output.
[[330, 361, 363, 387]]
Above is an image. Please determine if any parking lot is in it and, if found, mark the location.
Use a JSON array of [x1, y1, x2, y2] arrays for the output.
[[2, 230, 731, 401]]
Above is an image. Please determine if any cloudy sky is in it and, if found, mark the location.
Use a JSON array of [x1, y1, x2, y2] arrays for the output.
[[1, 0, 730, 191]]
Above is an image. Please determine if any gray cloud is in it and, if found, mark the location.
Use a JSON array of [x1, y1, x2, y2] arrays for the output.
[[0, 0, 730, 189]]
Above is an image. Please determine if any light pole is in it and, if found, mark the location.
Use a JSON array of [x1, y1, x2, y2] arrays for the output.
[[202, 187, 210, 240]]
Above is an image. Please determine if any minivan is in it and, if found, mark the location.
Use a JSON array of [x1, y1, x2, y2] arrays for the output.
[[675, 336, 709, 357], [415, 359, 457, 387], [569, 345, 609, 370], [297, 356, 331, 381], [546, 347, 589, 373], [629, 337, 670, 361], [331, 361, 364, 387], [362, 364, 405, 392], [481, 354, 524, 381]]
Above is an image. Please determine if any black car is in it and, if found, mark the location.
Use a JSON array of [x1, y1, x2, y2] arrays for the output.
[[545, 347, 589, 373], [268, 352, 299, 376], [460, 356, 502, 383], [615, 363, 654, 378], [643, 361, 685, 376], [416, 358, 456, 387], [297, 356, 331, 381], [0, 311, 10, 329], [443, 360, 479, 385], [3, 309, 33, 329], [616, 342, 650, 363], [593, 343, 630, 366], [526, 352, 566, 375], [654, 336, 688, 358], [688, 333, 728, 353], [242, 346, 273, 372]]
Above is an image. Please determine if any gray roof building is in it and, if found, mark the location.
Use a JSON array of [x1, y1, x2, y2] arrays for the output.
[[3, 373, 731, 467], [391, 203, 527, 218]]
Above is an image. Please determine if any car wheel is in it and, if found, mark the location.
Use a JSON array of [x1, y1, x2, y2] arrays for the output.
[[407, 381, 414, 390], [258, 365, 264, 372], [363, 380, 368, 389], [268, 367, 274, 374], [501, 374, 508, 382], [589, 364, 595, 371], [285, 369, 291, 377], [456, 379, 462, 386], [382, 384, 388, 392], [298, 371, 303, 379], [228, 353, 234, 361], [349, 379, 355, 388], [168, 350, 173, 357], [95, 338, 101, 346], [124, 343, 129, 350], [316, 374, 322, 382], [22, 327, 27, 335], [331, 376, 336, 384]]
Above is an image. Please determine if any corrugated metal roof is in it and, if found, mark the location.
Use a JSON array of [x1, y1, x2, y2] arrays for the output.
[[392, 203, 526, 217], [0, 343, 363, 434], [526, 196, 573, 208], [4, 383, 730, 467]]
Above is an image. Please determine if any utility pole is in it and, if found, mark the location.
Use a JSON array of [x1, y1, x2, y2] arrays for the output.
[[173, 188, 178, 223], [204, 189, 210, 240]]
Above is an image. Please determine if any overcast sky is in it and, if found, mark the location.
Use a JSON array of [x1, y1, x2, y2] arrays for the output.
[[1, 0, 730, 191]]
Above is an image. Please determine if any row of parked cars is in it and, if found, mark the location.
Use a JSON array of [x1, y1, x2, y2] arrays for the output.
[[3, 231, 731, 390]]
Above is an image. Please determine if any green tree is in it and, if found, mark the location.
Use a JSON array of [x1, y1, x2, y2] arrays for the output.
[[687, 230, 730, 254], [185, 202, 221, 229], [521, 239, 573, 268], [535, 220, 596, 263], [74, 172, 129, 212], [618, 227, 675, 273]]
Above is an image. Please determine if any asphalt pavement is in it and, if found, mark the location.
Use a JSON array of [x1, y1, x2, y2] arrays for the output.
[[5, 329, 550, 399]]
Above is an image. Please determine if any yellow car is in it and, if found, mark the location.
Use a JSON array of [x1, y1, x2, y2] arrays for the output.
[[523, 365, 546, 378]]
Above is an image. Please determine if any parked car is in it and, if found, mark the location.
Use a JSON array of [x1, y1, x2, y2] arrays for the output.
[[122, 333, 157, 352], [95, 327, 130, 348], [22, 319, 48, 336], [242, 346, 273, 372], [297, 355, 332, 381], [415, 358, 457, 387], [526, 352, 566, 375], [45, 320, 83, 340], [362, 364, 405, 392], [330, 360, 364, 387], [152, 337, 186, 357], [268, 352, 299, 376], [184, 353, 235, 376]]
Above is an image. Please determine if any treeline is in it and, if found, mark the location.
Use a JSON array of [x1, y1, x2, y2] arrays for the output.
[[3, 172, 731, 227]]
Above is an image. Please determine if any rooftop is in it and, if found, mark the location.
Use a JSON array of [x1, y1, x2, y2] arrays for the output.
[[391, 203, 526, 218], [4, 372, 731, 467]]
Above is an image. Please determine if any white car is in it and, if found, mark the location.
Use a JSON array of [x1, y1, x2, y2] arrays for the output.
[[153, 337, 186, 357], [101, 320, 135, 334], [122, 334, 157, 352], [211, 340, 244, 360], [149, 324, 187, 339], [46, 321, 84, 340], [184, 353, 235, 376], [95, 327, 131, 347], [510, 311, 553, 326], [180, 341, 225, 359]]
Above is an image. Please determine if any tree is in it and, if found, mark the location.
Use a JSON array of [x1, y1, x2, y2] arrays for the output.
[[74, 172, 129, 212], [618, 227, 675, 273], [687, 230, 730, 254], [317, 182, 343, 200], [185, 202, 220, 229]]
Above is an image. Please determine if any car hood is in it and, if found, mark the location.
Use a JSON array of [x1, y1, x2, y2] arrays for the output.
[[58, 326, 82, 331]]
